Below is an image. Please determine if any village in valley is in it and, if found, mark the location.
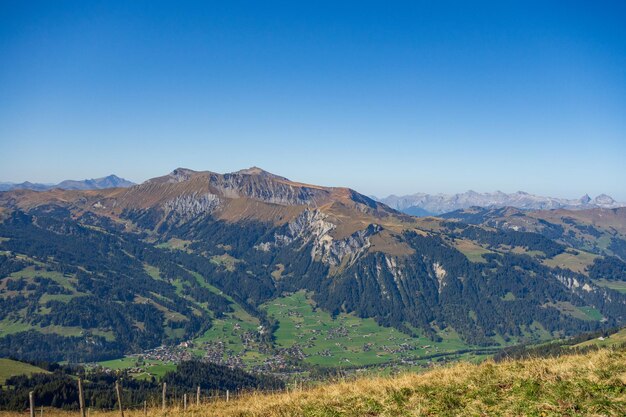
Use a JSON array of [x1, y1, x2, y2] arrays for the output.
[[94, 292, 486, 381]]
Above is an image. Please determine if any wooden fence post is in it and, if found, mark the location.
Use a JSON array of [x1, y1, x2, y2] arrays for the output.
[[29, 392, 34, 417], [78, 378, 86, 417], [196, 386, 200, 406], [40, 405, 43, 417], [115, 381, 125, 417], [162, 382, 167, 411], [226, 390, 229, 402], [183, 393, 187, 411], [143, 400, 147, 417]]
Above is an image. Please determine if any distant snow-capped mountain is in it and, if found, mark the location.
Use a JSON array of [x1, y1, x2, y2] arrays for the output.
[[376, 191, 624, 215]]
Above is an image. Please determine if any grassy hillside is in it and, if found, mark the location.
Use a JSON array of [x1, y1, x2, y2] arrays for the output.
[[0, 359, 48, 385], [4, 348, 623, 416], [573, 327, 626, 349], [261, 291, 482, 368]]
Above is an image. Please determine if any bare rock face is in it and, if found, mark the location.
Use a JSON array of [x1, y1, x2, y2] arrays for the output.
[[555, 274, 594, 293], [209, 173, 327, 206], [256, 209, 380, 267], [167, 168, 196, 183], [164, 192, 221, 219], [433, 262, 447, 293], [319, 225, 380, 267]]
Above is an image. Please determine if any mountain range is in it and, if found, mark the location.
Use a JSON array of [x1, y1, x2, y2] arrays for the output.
[[376, 191, 625, 216], [0, 167, 625, 370], [0, 175, 135, 192]]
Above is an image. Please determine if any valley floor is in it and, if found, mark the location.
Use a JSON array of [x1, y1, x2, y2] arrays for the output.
[[3, 347, 625, 417]]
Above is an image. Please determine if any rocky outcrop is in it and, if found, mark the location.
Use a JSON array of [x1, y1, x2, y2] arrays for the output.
[[164, 192, 220, 219], [256, 209, 380, 267], [433, 262, 447, 293], [555, 274, 594, 293], [208, 173, 328, 206]]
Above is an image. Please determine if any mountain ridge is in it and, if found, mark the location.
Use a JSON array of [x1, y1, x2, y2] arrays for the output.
[[376, 190, 625, 215], [0, 174, 135, 192], [1, 166, 625, 366]]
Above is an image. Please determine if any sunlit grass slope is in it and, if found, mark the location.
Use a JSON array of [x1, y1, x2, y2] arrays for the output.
[[4, 348, 624, 417], [0, 358, 49, 385]]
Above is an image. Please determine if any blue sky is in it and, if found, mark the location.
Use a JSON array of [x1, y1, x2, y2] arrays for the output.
[[1, 1, 625, 199]]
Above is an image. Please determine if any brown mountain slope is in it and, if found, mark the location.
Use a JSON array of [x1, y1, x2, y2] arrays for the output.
[[441, 205, 626, 261], [0, 167, 414, 248]]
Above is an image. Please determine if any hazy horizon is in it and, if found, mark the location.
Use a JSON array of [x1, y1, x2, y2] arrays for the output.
[[1, 1, 625, 200], [1, 164, 623, 203]]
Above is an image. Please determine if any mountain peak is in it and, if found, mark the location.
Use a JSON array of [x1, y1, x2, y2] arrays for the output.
[[593, 194, 616, 206], [165, 168, 198, 183], [170, 167, 196, 175]]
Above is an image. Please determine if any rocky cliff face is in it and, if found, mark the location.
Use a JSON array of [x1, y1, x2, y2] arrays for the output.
[[208, 172, 328, 206], [256, 209, 380, 267], [163, 192, 221, 220], [138, 167, 379, 210]]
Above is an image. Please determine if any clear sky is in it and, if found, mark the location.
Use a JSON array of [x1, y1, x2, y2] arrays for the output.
[[1, 1, 625, 200]]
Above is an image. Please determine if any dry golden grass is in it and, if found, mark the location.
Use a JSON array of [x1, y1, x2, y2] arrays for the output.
[[4, 348, 625, 417]]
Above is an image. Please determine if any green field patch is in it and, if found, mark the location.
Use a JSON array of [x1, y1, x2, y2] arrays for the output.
[[164, 327, 186, 339], [97, 357, 176, 379], [143, 264, 163, 280], [188, 271, 258, 325], [596, 235, 612, 251], [210, 254, 241, 272], [136, 295, 187, 322], [0, 319, 31, 336], [544, 302, 603, 322], [509, 247, 545, 257], [542, 250, 598, 274], [501, 292, 516, 301], [189, 272, 264, 366], [155, 238, 192, 252], [451, 239, 492, 263], [522, 321, 553, 342], [572, 327, 626, 348], [0, 319, 115, 341], [0, 358, 49, 384], [577, 306, 603, 321], [170, 278, 186, 295], [9, 266, 75, 291], [39, 293, 75, 304], [262, 291, 473, 367], [593, 279, 626, 293], [40, 325, 115, 341]]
